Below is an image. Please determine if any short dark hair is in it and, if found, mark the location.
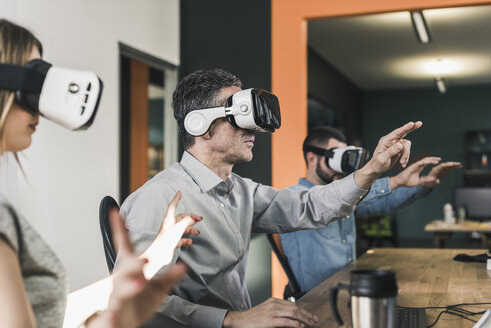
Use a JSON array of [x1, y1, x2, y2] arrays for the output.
[[172, 69, 242, 149], [302, 126, 347, 164]]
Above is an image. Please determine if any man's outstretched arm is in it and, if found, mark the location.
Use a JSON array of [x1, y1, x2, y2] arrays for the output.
[[251, 122, 423, 233], [356, 157, 462, 216]]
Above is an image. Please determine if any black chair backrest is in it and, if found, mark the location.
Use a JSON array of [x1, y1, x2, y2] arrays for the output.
[[99, 196, 119, 273], [266, 233, 304, 300]]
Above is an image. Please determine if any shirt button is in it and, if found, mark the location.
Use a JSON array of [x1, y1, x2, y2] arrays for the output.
[[240, 304, 245, 309], [220, 203, 224, 208], [224, 279, 228, 284], [342, 240, 346, 244], [348, 257, 352, 261], [381, 189, 385, 193]]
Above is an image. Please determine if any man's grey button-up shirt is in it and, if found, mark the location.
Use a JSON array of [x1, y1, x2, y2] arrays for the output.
[[120, 151, 367, 328]]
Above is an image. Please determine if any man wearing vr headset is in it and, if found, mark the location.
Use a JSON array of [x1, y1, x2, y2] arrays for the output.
[[120, 68, 422, 328], [280, 126, 462, 294]]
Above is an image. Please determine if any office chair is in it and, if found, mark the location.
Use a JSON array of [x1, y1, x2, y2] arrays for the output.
[[266, 233, 305, 301], [99, 195, 119, 273]]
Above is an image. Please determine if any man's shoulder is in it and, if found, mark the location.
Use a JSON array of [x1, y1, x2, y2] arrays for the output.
[[155, 161, 185, 178], [142, 163, 184, 188], [121, 163, 193, 207]]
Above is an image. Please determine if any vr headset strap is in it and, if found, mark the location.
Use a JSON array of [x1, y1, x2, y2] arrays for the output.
[[303, 145, 334, 158], [0, 63, 45, 93]]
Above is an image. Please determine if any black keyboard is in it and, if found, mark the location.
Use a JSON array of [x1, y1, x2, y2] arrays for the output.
[[396, 307, 427, 328]]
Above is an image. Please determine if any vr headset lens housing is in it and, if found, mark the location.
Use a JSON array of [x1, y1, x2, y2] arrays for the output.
[[334, 146, 369, 174], [0, 59, 103, 130], [184, 88, 281, 136], [303, 145, 370, 174], [251, 89, 281, 132]]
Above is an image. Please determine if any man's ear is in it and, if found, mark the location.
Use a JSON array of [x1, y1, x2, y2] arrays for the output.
[[200, 130, 212, 140], [306, 152, 317, 168]]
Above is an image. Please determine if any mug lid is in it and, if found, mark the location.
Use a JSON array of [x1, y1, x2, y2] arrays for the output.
[[350, 270, 398, 298]]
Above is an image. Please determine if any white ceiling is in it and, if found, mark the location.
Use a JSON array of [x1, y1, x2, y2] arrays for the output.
[[308, 5, 491, 90]]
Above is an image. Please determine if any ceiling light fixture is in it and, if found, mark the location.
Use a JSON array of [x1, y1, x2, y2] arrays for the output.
[[410, 11, 432, 44], [435, 77, 447, 94]]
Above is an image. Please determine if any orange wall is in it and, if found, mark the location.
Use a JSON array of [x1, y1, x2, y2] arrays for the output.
[[271, 0, 491, 299]]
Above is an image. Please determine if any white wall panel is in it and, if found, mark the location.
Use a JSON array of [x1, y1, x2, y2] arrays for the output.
[[1, 0, 179, 290]]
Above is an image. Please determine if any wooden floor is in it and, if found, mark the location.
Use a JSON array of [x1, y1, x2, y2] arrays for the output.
[[297, 248, 491, 327]]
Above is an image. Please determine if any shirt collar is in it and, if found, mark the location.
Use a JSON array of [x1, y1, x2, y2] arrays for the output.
[[298, 177, 315, 188], [180, 151, 225, 193]]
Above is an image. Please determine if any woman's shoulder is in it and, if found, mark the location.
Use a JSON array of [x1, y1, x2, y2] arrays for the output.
[[0, 193, 20, 252]]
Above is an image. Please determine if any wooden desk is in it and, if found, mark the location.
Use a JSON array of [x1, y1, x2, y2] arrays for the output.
[[296, 248, 491, 328], [425, 221, 491, 248]]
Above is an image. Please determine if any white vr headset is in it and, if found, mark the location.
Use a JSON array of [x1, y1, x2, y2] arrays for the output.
[[0, 59, 102, 130], [303, 145, 370, 174], [184, 88, 281, 136]]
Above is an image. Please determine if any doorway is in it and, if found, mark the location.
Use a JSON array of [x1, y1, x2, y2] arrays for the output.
[[119, 43, 179, 200]]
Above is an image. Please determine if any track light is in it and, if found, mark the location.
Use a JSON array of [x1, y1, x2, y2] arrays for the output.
[[410, 11, 432, 44], [435, 77, 447, 94]]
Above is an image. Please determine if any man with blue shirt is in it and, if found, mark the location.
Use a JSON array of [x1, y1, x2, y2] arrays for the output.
[[280, 126, 462, 294]]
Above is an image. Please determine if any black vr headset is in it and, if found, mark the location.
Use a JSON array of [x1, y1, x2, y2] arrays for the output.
[[0, 59, 103, 130], [184, 88, 281, 136], [303, 145, 370, 174]]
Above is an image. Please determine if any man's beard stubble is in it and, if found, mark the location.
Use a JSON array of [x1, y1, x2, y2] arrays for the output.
[[315, 160, 334, 185], [315, 159, 345, 185]]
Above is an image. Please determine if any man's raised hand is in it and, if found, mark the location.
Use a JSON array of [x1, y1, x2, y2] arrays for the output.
[[354, 121, 422, 189]]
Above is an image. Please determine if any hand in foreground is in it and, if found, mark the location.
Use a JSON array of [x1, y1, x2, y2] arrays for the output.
[[354, 121, 422, 189], [65, 192, 200, 328], [423, 161, 463, 188], [222, 298, 318, 328], [389, 156, 441, 190], [141, 191, 202, 279], [87, 212, 188, 328]]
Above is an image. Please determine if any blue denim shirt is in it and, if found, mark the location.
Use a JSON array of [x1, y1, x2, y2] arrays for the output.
[[280, 177, 430, 293]]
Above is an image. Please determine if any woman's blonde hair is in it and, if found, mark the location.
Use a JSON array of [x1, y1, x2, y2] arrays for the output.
[[0, 19, 43, 155]]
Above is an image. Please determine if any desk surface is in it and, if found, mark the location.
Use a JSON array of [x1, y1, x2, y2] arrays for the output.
[[425, 220, 491, 232], [296, 248, 491, 328]]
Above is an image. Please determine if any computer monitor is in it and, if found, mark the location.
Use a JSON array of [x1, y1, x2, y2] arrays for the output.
[[454, 187, 491, 219]]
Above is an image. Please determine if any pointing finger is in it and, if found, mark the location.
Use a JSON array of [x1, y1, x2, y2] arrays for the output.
[[381, 142, 403, 164], [413, 157, 441, 169], [109, 209, 134, 255], [380, 121, 422, 145], [422, 156, 441, 164], [399, 139, 412, 167], [165, 191, 182, 222]]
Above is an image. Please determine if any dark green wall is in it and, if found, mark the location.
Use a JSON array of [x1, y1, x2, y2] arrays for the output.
[[308, 47, 363, 143], [180, 0, 271, 186], [180, 0, 272, 305], [363, 85, 491, 239]]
